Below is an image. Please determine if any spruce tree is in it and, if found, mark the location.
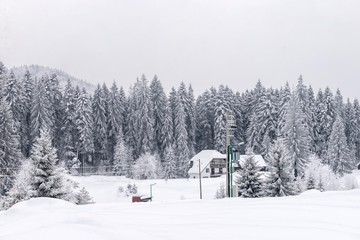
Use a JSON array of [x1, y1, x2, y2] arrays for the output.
[[264, 139, 296, 197], [20, 70, 34, 157], [283, 92, 311, 178], [174, 93, 190, 177], [236, 155, 263, 198], [113, 129, 132, 176], [62, 79, 78, 169], [150, 75, 172, 160], [30, 77, 53, 142], [0, 98, 22, 195], [107, 82, 123, 163], [195, 90, 215, 151], [137, 75, 154, 155], [92, 84, 108, 164], [326, 116, 353, 176], [76, 89, 94, 166], [29, 128, 66, 198], [163, 144, 177, 180], [214, 85, 229, 153]]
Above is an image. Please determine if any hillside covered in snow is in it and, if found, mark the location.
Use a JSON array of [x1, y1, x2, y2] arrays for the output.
[[1, 175, 360, 240]]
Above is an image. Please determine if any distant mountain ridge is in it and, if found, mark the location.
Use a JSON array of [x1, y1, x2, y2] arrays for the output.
[[11, 65, 96, 93]]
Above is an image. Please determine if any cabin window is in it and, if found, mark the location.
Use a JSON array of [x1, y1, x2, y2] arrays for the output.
[[206, 168, 210, 173], [189, 161, 194, 168]]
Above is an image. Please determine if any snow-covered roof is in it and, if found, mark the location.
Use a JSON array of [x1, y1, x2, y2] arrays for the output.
[[237, 155, 266, 167], [188, 150, 226, 174]]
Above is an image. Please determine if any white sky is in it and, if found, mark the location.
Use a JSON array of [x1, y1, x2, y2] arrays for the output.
[[1, 0, 360, 99]]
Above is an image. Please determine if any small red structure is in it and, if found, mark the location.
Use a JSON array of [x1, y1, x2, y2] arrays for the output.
[[132, 196, 141, 202]]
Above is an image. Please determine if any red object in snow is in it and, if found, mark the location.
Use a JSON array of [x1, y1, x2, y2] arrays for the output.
[[132, 196, 141, 202]]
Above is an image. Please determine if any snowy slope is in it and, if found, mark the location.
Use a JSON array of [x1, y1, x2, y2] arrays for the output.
[[1, 176, 360, 240], [0, 188, 360, 240]]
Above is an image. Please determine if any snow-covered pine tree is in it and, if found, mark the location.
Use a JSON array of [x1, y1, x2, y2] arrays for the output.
[[28, 128, 67, 198], [0, 62, 7, 99], [233, 92, 245, 146], [264, 139, 296, 197], [168, 87, 178, 142], [277, 82, 291, 136], [162, 144, 177, 180], [150, 75, 172, 160], [76, 88, 94, 167], [307, 85, 317, 153], [107, 82, 123, 163], [322, 87, 336, 155], [0, 98, 22, 195], [137, 75, 155, 155], [186, 85, 196, 156], [352, 99, 360, 163], [236, 155, 263, 198], [195, 89, 215, 151], [4, 71, 22, 127], [119, 86, 127, 134], [283, 92, 311, 178], [214, 85, 230, 153], [247, 90, 278, 155], [326, 116, 353, 176], [113, 129, 132, 176], [44, 74, 63, 147], [19, 70, 34, 157], [174, 92, 190, 177], [30, 77, 53, 142], [314, 89, 327, 158], [61, 79, 78, 169], [92, 84, 108, 164], [344, 99, 358, 155], [334, 89, 344, 119], [307, 174, 316, 190]]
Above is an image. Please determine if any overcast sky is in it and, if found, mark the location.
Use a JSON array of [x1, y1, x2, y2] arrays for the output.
[[1, 0, 360, 99]]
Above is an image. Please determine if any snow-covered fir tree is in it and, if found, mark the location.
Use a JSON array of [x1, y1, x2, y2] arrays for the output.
[[28, 128, 67, 198], [236, 155, 263, 198], [150, 76, 172, 160], [195, 89, 215, 151], [4, 71, 22, 127], [113, 129, 132, 176], [283, 92, 311, 178], [162, 144, 177, 180], [264, 139, 296, 197], [107, 82, 124, 163], [247, 90, 278, 155], [61, 79, 78, 169], [19, 70, 34, 157], [30, 77, 53, 142], [0, 98, 22, 195], [76, 88, 94, 167], [92, 84, 108, 164], [214, 85, 230, 153], [174, 93, 190, 177], [326, 116, 354, 176]]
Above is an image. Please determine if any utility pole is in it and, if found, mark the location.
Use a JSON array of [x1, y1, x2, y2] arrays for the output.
[[198, 159, 202, 199], [226, 112, 236, 197]]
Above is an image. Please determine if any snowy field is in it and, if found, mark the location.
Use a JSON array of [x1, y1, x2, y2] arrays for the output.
[[1, 175, 360, 240]]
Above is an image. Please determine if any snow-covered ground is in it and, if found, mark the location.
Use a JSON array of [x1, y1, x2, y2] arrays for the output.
[[1, 175, 360, 240]]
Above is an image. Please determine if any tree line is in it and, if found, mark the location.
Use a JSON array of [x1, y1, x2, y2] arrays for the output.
[[1, 61, 359, 197]]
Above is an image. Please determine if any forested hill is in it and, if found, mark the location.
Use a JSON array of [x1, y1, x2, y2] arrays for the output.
[[11, 65, 96, 93], [0, 60, 359, 187]]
